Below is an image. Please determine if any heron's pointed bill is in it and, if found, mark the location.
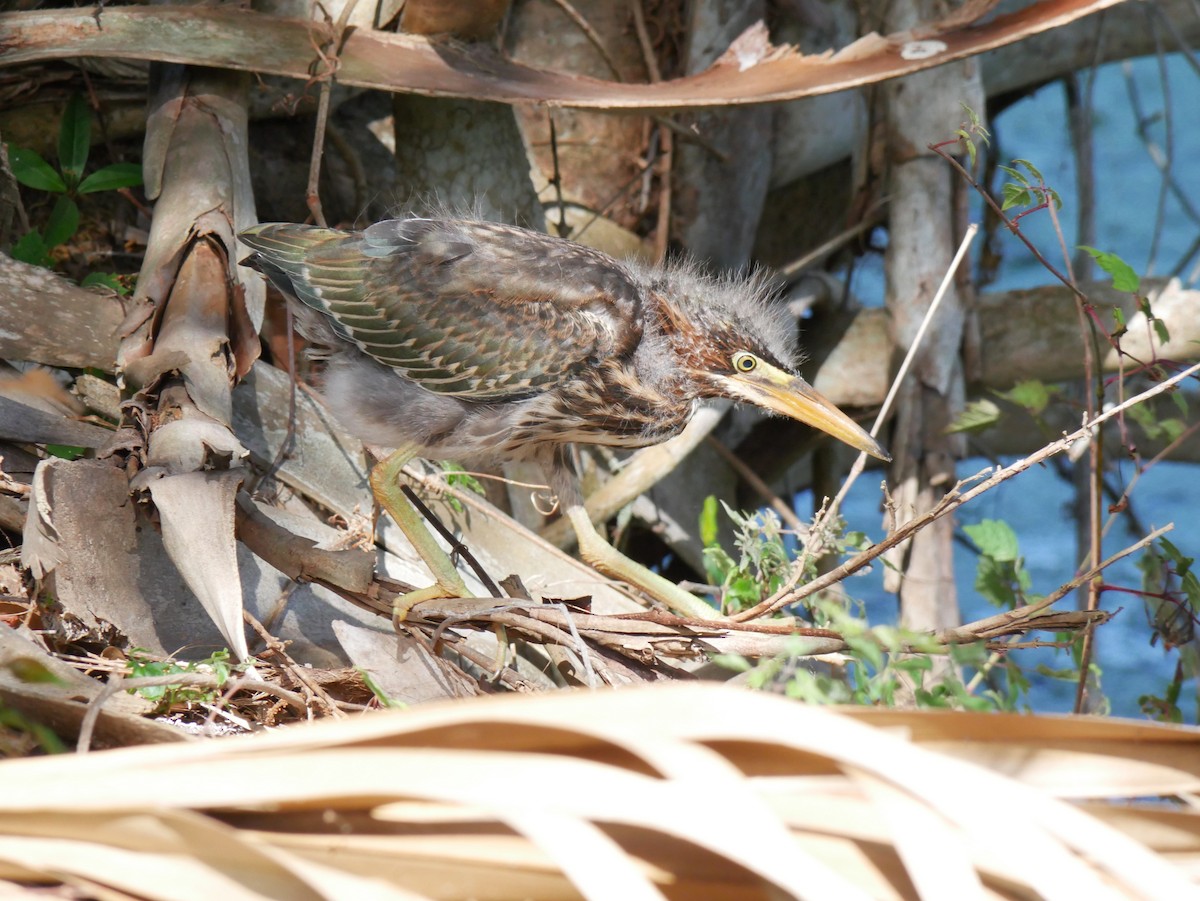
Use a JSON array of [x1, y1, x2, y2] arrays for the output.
[[720, 362, 891, 462]]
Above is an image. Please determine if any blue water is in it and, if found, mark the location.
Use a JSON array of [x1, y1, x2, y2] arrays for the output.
[[822, 459, 1199, 719], [995, 54, 1200, 286], [813, 55, 1200, 719]]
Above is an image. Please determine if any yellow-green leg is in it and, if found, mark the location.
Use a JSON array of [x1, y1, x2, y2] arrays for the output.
[[563, 503, 717, 621], [370, 447, 468, 622]]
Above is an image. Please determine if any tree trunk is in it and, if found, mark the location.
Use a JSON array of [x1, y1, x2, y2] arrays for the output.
[[881, 0, 984, 633]]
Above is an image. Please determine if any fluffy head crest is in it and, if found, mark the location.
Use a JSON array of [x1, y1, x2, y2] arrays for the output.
[[627, 256, 798, 370]]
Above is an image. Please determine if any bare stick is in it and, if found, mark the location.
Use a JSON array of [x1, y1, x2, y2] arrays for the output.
[[705, 435, 807, 534], [734, 359, 1200, 621], [934, 523, 1173, 646], [400, 484, 503, 598], [243, 609, 343, 718], [77, 672, 307, 753], [547, 0, 623, 81], [756, 223, 979, 616], [630, 0, 671, 261], [306, 0, 359, 226]]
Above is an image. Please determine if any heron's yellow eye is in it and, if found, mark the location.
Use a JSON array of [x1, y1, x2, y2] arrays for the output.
[[732, 352, 758, 373]]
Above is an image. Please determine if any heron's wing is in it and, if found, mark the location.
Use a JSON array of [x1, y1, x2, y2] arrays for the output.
[[240, 219, 644, 398]]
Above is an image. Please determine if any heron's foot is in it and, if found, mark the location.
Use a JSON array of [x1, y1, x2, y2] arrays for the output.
[[392, 583, 455, 626], [371, 447, 469, 611], [565, 505, 718, 620]]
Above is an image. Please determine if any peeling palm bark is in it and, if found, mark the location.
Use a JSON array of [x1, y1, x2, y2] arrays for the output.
[[18, 65, 266, 662], [119, 65, 263, 661]]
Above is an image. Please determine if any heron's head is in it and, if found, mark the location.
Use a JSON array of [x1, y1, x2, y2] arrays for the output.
[[647, 262, 891, 462]]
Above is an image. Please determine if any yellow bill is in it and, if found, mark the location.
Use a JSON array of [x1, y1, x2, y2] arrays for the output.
[[719, 360, 891, 462]]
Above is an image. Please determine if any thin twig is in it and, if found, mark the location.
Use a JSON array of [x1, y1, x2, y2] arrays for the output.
[[400, 484, 503, 597], [428, 630, 540, 692], [935, 524, 1172, 647], [1040, 135, 1106, 713], [760, 224, 978, 610], [704, 435, 807, 534], [243, 609, 344, 718], [77, 672, 307, 753], [652, 115, 729, 162], [630, 0, 671, 261], [547, 115, 569, 237], [1101, 419, 1200, 541], [779, 200, 887, 280], [441, 470, 549, 492], [548, 0, 623, 81], [306, 0, 359, 226], [734, 360, 1200, 621], [931, 145, 1082, 299]]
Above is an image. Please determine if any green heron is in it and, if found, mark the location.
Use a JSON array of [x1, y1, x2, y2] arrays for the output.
[[240, 217, 888, 618]]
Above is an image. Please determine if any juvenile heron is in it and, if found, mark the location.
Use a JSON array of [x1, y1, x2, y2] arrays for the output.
[[240, 217, 888, 618]]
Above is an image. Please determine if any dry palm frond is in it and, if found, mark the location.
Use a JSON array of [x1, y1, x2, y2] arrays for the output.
[[0, 684, 1197, 900]]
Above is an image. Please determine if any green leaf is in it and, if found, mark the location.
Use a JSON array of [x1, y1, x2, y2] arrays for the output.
[[1077, 246, 1140, 293], [998, 165, 1029, 186], [709, 653, 751, 673], [0, 706, 67, 754], [1111, 306, 1127, 336], [80, 272, 131, 295], [78, 161, 143, 194], [726, 575, 760, 608], [58, 94, 91, 185], [699, 495, 719, 547], [1159, 537, 1191, 571], [46, 445, 86, 460], [702, 545, 735, 584], [1170, 389, 1188, 418], [964, 519, 1020, 563], [974, 555, 1017, 607], [958, 130, 977, 168], [7, 146, 66, 192], [10, 231, 52, 267], [1152, 317, 1171, 346], [4, 657, 68, 685], [844, 531, 869, 552], [946, 398, 1001, 433], [1126, 402, 1163, 440], [1034, 664, 1081, 682], [42, 195, 79, 248], [437, 462, 482, 513], [845, 634, 884, 672], [1011, 158, 1045, 182], [1158, 418, 1186, 443], [997, 379, 1051, 415], [959, 104, 990, 145], [1001, 183, 1031, 211], [892, 655, 933, 676]]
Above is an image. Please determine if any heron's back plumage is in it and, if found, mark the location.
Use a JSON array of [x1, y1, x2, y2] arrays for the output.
[[238, 216, 820, 466], [240, 219, 647, 400]]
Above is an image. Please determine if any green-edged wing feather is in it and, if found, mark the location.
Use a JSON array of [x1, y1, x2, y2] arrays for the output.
[[241, 219, 645, 400]]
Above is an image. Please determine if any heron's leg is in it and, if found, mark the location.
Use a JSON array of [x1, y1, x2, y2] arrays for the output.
[[563, 505, 716, 619], [370, 446, 469, 619]]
